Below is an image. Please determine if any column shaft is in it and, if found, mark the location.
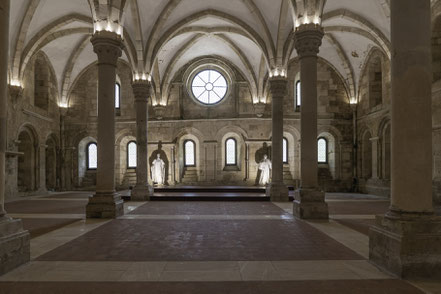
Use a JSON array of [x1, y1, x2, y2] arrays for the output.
[[266, 78, 288, 202], [299, 55, 318, 188], [390, 0, 433, 213], [369, 0, 441, 279], [271, 93, 284, 184], [86, 31, 124, 218], [131, 81, 153, 201], [370, 137, 379, 179], [0, 0, 30, 275], [0, 0, 9, 217], [292, 24, 328, 219], [96, 62, 117, 193]]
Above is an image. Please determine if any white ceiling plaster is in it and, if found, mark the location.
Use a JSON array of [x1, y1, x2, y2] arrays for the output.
[[41, 32, 86, 95], [69, 42, 95, 90], [26, 0, 90, 44]]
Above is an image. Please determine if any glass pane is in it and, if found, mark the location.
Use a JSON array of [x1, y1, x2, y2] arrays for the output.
[[185, 141, 195, 166], [88, 143, 97, 169], [191, 69, 228, 104], [296, 81, 301, 107], [115, 84, 120, 108], [318, 138, 327, 163], [226, 138, 236, 165], [283, 138, 288, 163], [128, 142, 137, 168]]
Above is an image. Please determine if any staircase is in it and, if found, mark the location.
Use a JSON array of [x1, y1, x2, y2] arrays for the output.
[[80, 171, 96, 189], [121, 169, 137, 189], [181, 166, 198, 183], [283, 165, 296, 186]]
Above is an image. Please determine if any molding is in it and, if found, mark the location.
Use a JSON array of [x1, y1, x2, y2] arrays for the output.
[[22, 109, 54, 123]]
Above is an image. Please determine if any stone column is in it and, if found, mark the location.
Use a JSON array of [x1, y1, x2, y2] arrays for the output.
[[369, 0, 441, 278], [131, 80, 153, 200], [86, 31, 124, 218], [38, 144, 47, 192], [0, 0, 30, 275], [266, 77, 289, 201], [292, 24, 329, 219], [370, 137, 379, 179]]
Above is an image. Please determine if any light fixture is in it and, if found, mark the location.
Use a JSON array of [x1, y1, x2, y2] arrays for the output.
[[269, 68, 287, 78]]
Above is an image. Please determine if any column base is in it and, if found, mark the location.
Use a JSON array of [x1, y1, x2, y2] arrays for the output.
[[293, 188, 329, 219], [86, 192, 124, 219], [369, 211, 441, 278], [266, 182, 289, 202], [131, 184, 154, 201], [0, 217, 30, 275]]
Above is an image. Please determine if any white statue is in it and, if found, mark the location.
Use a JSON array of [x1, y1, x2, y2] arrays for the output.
[[151, 154, 166, 185], [258, 155, 272, 185]]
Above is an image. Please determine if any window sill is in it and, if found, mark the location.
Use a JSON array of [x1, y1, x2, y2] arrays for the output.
[[223, 165, 240, 171]]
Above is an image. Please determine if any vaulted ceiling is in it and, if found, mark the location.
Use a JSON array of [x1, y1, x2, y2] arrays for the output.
[[7, 0, 421, 107]]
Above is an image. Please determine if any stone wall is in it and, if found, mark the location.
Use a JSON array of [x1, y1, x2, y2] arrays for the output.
[[63, 57, 354, 191]]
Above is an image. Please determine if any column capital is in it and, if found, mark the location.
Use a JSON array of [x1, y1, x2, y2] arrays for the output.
[[294, 24, 324, 58], [90, 31, 123, 66], [132, 80, 151, 102], [268, 77, 288, 99]]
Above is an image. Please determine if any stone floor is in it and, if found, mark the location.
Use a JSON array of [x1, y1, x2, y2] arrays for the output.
[[1, 191, 439, 293]]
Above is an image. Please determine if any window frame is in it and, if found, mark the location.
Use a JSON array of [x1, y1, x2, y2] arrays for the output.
[[295, 80, 301, 107], [317, 137, 328, 164], [190, 69, 229, 106], [183, 139, 196, 167], [115, 83, 121, 109], [283, 137, 288, 164], [127, 141, 137, 169], [225, 137, 237, 166], [86, 142, 97, 170]]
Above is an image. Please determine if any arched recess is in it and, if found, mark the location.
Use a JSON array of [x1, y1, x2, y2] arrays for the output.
[[378, 119, 391, 180], [116, 131, 136, 189], [283, 129, 298, 185], [78, 136, 97, 187], [17, 125, 39, 192], [175, 127, 204, 183], [361, 130, 373, 179], [317, 131, 337, 180], [45, 134, 59, 191]]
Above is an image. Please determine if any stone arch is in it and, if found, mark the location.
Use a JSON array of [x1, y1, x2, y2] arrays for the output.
[[216, 126, 248, 175], [16, 125, 39, 192]]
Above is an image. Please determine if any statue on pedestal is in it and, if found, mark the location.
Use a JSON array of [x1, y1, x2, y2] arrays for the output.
[[258, 154, 272, 185], [151, 154, 165, 185]]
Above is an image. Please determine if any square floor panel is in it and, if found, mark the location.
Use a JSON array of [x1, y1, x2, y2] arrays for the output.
[[37, 219, 362, 262]]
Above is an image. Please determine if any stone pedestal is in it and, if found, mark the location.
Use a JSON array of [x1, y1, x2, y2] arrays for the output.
[[266, 77, 289, 202], [131, 185, 154, 201], [86, 192, 124, 219], [0, 218, 30, 275], [293, 189, 328, 219], [266, 183, 289, 202], [86, 31, 124, 218], [292, 24, 329, 218], [0, 0, 30, 274], [369, 212, 441, 278]]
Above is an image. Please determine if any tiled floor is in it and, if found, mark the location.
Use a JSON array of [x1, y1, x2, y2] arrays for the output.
[[0, 190, 438, 293]]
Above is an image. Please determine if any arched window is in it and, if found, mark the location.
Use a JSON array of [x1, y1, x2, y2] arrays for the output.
[[295, 80, 301, 107], [115, 83, 121, 109], [225, 138, 237, 166], [184, 140, 196, 166], [87, 142, 97, 170], [317, 137, 328, 163], [283, 137, 288, 164], [127, 141, 137, 168]]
